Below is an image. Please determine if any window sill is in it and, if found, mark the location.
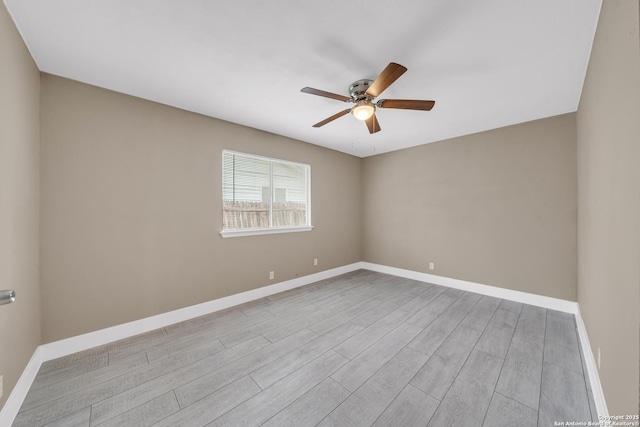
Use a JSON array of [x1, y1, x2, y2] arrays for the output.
[[219, 226, 314, 238]]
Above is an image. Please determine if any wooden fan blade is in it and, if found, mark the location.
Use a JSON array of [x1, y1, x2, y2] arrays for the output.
[[365, 62, 407, 98], [301, 87, 351, 102], [365, 113, 381, 134], [313, 109, 351, 127], [377, 99, 435, 111]]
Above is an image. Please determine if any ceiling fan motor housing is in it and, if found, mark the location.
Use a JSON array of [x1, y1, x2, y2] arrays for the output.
[[349, 79, 374, 101]]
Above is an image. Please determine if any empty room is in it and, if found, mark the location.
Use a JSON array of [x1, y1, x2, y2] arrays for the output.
[[1, 0, 638, 426]]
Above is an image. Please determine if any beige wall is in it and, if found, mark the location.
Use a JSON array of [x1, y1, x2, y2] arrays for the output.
[[576, 0, 640, 415], [39, 75, 362, 342], [362, 114, 578, 300], [0, 3, 41, 409]]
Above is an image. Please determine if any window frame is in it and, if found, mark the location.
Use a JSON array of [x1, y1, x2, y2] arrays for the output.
[[220, 150, 313, 238]]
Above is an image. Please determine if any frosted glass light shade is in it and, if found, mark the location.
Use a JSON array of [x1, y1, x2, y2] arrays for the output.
[[351, 101, 375, 120]]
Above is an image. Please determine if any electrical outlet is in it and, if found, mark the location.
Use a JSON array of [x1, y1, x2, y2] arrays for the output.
[[269, 271, 275, 280], [597, 347, 601, 369], [314, 258, 318, 266], [429, 262, 435, 270]]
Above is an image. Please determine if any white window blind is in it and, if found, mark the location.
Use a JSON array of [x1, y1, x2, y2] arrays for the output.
[[222, 151, 311, 236]]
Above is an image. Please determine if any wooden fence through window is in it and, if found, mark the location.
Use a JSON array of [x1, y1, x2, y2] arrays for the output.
[[223, 201, 307, 229]]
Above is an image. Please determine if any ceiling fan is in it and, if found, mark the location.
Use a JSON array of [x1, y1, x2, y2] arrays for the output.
[[301, 62, 435, 134]]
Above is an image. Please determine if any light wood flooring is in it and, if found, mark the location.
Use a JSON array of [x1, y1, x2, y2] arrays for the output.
[[14, 270, 598, 426]]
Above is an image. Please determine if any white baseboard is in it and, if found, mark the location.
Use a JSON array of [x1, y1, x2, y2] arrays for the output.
[[1, 261, 608, 424], [361, 262, 579, 313], [0, 347, 44, 427], [0, 262, 362, 425], [575, 305, 609, 417], [40, 262, 363, 362]]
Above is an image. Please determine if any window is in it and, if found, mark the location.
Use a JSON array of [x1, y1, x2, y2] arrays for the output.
[[221, 150, 312, 237]]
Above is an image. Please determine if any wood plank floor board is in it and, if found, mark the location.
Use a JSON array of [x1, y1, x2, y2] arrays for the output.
[[330, 322, 423, 392], [495, 305, 546, 410], [427, 349, 504, 427], [408, 292, 482, 356], [40, 407, 91, 427], [107, 318, 231, 364], [482, 392, 538, 427], [16, 367, 156, 427], [207, 351, 348, 427], [237, 298, 275, 317], [101, 326, 171, 353], [37, 348, 110, 377], [495, 338, 544, 410], [261, 378, 350, 427], [262, 281, 334, 307], [544, 337, 584, 374], [513, 305, 547, 341], [152, 376, 261, 427], [498, 299, 524, 314], [459, 295, 501, 332], [163, 304, 266, 336], [87, 334, 274, 425], [95, 390, 180, 427], [538, 362, 593, 426], [112, 309, 272, 363], [544, 312, 579, 348], [245, 302, 328, 338], [263, 279, 364, 318], [173, 329, 318, 409], [543, 312, 583, 374], [410, 325, 482, 400], [372, 384, 439, 427], [263, 273, 360, 306], [250, 322, 363, 389], [396, 284, 448, 316], [307, 297, 390, 336], [218, 310, 317, 348], [350, 292, 416, 327], [474, 307, 520, 359], [402, 279, 434, 296], [448, 291, 483, 316], [167, 305, 274, 338], [261, 295, 364, 343], [15, 271, 596, 427], [20, 352, 149, 413], [406, 288, 465, 328], [333, 308, 412, 360], [546, 309, 574, 320], [145, 334, 226, 364], [587, 382, 599, 422], [320, 347, 428, 427], [14, 333, 254, 427], [30, 353, 109, 392]]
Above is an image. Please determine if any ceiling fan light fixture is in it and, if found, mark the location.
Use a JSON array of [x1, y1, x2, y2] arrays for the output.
[[351, 100, 375, 121], [302, 62, 434, 134]]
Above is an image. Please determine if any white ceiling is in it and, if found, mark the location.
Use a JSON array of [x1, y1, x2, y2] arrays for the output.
[[5, 0, 601, 157]]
